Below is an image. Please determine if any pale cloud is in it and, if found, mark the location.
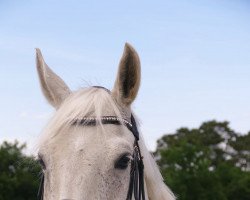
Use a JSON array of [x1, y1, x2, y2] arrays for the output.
[[19, 111, 28, 118], [140, 126, 159, 151], [34, 112, 51, 120], [19, 111, 51, 120]]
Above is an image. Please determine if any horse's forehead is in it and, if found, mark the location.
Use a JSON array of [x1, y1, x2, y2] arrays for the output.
[[44, 123, 134, 157]]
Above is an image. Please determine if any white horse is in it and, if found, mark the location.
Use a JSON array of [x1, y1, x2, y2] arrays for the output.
[[36, 43, 175, 200]]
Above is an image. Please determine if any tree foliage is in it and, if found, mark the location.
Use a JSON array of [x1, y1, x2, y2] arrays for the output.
[[155, 121, 250, 200], [0, 141, 41, 200]]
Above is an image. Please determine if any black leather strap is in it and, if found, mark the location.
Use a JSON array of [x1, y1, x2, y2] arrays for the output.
[[127, 141, 145, 200], [37, 172, 44, 200]]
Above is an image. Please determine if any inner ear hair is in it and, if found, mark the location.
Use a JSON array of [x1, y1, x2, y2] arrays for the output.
[[119, 50, 138, 98], [113, 43, 141, 106]]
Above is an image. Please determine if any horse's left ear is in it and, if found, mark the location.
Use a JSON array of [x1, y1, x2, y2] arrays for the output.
[[36, 48, 71, 109], [112, 43, 141, 106]]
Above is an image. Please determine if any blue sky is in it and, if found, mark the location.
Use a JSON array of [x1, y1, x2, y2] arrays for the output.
[[0, 0, 250, 151]]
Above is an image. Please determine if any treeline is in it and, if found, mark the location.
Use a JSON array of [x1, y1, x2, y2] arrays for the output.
[[155, 120, 250, 200], [0, 120, 249, 199], [0, 142, 40, 200]]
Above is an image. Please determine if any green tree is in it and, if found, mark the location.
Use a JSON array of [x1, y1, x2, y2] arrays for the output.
[[0, 141, 41, 200], [155, 120, 250, 200]]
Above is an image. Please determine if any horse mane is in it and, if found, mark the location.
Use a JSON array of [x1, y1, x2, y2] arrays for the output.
[[37, 87, 175, 200]]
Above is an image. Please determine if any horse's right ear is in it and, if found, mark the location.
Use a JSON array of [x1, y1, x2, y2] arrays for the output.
[[36, 49, 71, 109], [112, 43, 141, 106]]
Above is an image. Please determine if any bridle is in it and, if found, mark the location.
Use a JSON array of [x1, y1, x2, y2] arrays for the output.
[[38, 87, 145, 200]]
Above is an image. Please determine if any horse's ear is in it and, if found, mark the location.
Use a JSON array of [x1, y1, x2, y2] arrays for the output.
[[36, 48, 71, 109], [112, 43, 141, 106]]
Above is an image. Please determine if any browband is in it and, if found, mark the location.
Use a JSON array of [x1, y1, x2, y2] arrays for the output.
[[72, 114, 140, 141]]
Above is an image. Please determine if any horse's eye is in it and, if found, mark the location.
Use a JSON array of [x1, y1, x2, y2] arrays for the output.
[[115, 153, 131, 170], [38, 155, 46, 170]]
